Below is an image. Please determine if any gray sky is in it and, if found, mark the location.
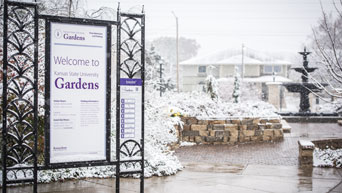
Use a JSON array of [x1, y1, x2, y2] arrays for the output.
[[87, 0, 338, 57]]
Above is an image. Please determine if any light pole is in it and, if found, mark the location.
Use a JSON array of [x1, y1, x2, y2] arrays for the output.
[[172, 11, 179, 92]]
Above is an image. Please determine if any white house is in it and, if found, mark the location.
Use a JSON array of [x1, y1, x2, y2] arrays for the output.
[[180, 49, 293, 107]]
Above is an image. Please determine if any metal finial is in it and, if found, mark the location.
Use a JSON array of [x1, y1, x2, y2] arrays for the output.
[[117, 2, 120, 11]]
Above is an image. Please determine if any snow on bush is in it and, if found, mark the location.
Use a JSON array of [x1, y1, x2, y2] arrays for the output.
[[232, 67, 241, 103], [316, 98, 342, 114], [205, 75, 219, 100], [143, 91, 183, 177], [313, 147, 342, 168], [164, 91, 279, 118], [218, 78, 261, 103]]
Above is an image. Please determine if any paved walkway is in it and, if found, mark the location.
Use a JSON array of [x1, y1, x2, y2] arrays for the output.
[[3, 122, 342, 192], [4, 163, 342, 193], [175, 123, 342, 166]]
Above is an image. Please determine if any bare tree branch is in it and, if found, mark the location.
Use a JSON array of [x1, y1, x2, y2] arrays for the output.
[[333, 0, 342, 18]]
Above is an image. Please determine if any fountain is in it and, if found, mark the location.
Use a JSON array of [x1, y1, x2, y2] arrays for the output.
[[282, 47, 327, 115]]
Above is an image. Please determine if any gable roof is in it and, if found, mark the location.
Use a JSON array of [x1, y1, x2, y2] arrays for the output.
[[217, 54, 262, 65], [218, 75, 293, 83], [180, 48, 292, 66]]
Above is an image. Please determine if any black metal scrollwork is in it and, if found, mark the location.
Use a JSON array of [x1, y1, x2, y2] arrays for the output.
[[120, 139, 142, 157], [2, 2, 38, 189], [119, 16, 143, 79], [120, 140, 142, 170]]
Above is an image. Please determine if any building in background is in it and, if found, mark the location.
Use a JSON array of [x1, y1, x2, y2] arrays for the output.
[[180, 48, 293, 108]]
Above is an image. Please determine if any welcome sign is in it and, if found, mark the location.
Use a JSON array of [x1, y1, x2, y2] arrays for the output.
[[49, 22, 108, 163]]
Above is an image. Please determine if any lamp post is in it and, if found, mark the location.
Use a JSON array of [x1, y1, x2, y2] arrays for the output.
[[172, 11, 179, 92]]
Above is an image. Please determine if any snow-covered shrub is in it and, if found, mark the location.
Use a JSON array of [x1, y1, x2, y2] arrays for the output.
[[315, 98, 342, 114], [232, 73, 241, 103], [164, 91, 278, 118], [313, 147, 342, 168], [143, 90, 183, 177], [218, 79, 261, 103], [205, 75, 218, 100]]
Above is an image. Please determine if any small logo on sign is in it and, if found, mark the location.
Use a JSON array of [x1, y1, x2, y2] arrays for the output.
[[54, 29, 62, 39]]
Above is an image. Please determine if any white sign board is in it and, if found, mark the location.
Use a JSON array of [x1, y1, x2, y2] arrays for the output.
[[49, 22, 107, 163], [119, 78, 142, 143]]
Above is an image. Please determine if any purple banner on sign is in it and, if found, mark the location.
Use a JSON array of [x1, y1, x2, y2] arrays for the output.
[[120, 78, 142, 86]]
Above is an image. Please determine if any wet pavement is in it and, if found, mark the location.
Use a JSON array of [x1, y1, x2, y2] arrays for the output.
[[4, 163, 342, 193], [175, 123, 342, 165], [3, 122, 342, 192]]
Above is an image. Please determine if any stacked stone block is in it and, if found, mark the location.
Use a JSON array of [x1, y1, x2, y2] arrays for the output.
[[178, 117, 284, 145], [298, 140, 315, 166]]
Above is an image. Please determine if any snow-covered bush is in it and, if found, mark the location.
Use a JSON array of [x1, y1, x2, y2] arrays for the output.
[[205, 75, 218, 100], [313, 147, 342, 168], [142, 90, 183, 177], [217, 79, 261, 103], [164, 91, 278, 118], [232, 73, 241, 103], [315, 98, 342, 114]]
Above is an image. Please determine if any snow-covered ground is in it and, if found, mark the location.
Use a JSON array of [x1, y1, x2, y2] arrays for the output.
[[313, 148, 342, 168]]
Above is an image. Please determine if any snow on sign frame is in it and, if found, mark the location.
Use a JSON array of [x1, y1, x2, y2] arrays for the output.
[[44, 18, 112, 167]]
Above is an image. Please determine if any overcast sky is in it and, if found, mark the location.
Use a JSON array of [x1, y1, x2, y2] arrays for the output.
[[87, 0, 338, 57]]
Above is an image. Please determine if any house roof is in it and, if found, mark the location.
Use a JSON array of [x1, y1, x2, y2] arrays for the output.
[[217, 54, 262, 65], [180, 48, 292, 66], [218, 75, 293, 83]]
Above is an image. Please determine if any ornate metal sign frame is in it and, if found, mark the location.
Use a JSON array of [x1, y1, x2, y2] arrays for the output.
[[1, 1, 145, 193]]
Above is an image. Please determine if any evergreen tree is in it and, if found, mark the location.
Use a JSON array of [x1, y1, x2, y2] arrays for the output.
[[205, 65, 218, 100], [232, 66, 241, 103], [145, 46, 175, 95], [205, 75, 218, 100]]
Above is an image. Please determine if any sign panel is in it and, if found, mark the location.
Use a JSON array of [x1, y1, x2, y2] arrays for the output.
[[119, 78, 142, 143], [49, 22, 107, 163]]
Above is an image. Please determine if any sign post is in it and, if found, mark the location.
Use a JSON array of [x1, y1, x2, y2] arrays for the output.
[[116, 10, 145, 193]]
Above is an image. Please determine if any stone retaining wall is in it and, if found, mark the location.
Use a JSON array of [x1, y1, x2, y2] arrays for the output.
[[176, 117, 284, 145], [298, 139, 342, 167], [312, 139, 342, 149]]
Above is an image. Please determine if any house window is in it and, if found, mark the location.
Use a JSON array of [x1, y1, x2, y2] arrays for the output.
[[274, 66, 282, 73], [198, 66, 206, 73], [264, 65, 273, 73], [263, 65, 282, 74]]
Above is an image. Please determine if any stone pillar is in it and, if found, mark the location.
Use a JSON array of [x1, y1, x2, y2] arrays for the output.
[[338, 120, 342, 126], [266, 82, 282, 109], [298, 140, 315, 166]]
